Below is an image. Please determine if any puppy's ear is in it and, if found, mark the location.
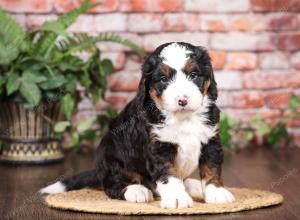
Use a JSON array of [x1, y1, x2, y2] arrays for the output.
[[142, 55, 157, 77], [137, 55, 157, 106], [195, 46, 218, 100]]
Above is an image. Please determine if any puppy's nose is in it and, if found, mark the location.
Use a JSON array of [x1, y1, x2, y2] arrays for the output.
[[178, 98, 188, 107]]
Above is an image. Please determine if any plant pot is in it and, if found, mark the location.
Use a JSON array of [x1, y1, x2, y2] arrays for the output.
[[0, 101, 64, 165]]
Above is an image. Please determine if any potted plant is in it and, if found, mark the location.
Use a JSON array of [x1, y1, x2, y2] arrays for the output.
[[0, 0, 145, 164]]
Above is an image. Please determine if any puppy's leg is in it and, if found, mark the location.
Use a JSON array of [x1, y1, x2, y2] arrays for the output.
[[103, 171, 153, 203], [183, 178, 204, 200], [199, 137, 235, 204], [146, 141, 193, 209]]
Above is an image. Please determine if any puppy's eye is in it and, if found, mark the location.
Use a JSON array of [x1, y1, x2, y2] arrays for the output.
[[160, 76, 168, 82], [189, 72, 199, 79]]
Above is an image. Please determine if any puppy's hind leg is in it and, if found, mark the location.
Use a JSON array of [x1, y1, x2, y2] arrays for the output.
[[103, 171, 153, 203]]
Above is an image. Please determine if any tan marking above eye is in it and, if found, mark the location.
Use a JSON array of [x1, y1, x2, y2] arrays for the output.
[[184, 59, 197, 74], [160, 64, 171, 77]]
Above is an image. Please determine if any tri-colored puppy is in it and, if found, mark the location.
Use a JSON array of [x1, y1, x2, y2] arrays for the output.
[[40, 42, 235, 209]]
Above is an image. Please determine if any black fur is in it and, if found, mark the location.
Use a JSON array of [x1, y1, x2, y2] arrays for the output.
[[56, 42, 224, 200]]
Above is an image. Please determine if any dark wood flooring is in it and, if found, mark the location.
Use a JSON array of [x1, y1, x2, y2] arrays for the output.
[[1, 147, 299, 220]]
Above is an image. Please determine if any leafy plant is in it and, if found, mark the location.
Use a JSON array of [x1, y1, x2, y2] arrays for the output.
[[0, 0, 145, 150], [220, 95, 300, 150]]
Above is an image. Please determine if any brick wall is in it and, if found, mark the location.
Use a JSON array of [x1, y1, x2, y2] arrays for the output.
[[2, 0, 300, 146]]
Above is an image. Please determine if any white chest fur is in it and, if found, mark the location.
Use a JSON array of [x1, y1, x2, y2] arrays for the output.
[[151, 111, 218, 179]]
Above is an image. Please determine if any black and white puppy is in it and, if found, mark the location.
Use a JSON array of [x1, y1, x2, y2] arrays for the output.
[[40, 42, 235, 209]]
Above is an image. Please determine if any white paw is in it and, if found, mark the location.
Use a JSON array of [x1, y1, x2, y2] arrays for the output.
[[160, 191, 193, 209], [157, 177, 193, 209], [124, 184, 153, 203], [204, 184, 235, 204], [184, 178, 204, 199]]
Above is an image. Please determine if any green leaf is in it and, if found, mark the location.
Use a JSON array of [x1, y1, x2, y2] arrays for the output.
[[267, 122, 292, 149], [39, 21, 68, 37], [19, 80, 41, 107], [256, 124, 271, 136], [39, 71, 66, 90], [80, 70, 91, 88], [54, 121, 71, 133], [76, 119, 94, 132], [244, 131, 254, 141], [100, 59, 113, 76], [23, 70, 47, 83], [6, 72, 21, 95], [81, 130, 96, 140], [0, 9, 25, 64], [219, 113, 232, 149], [60, 94, 74, 120], [289, 95, 300, 111], [70, 132, 79, 148], [65, 74, 78, 93]]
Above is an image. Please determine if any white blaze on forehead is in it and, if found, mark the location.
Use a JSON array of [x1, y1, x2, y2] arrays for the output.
[[159, 43, 191, 71]]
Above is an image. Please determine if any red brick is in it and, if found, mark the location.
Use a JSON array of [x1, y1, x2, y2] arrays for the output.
[[54, 0, 118, 12], [259, 52, 290, 69], [242, 71, 293, 89], [26, 14, 57, 30], [209, 51, 226, 70], [211, 33, 274, 51], [226, 53, 257, 70], [0, 0, 53, 13], [105, 92, 136, 110], [267, 14, 298, 31], [230, 14, 266, 32], [291, 52, 300, 69], [272, 33, 300, 51], [199, 15, 229, 32], [143, 33, 209, 52], [264, 91, 292, 109], [214, 71, 243, 90], [290, 130, 300, 147], [68, 15, 94, 32], [11, 14, 26, 30], [251, 0, 300, 12], [124, 57, 142, 71], [108, 71, 141, 92], [120, 0, 182, 12], [94, 14, 127, 32], [287, 72, 300, 88], [217, 91, 232, 107], [185, 0, 250, 12], [232, 91, 264, 108], [102, 52, 126, 71], [285, 111, 300, 128], [128, 14, 163, 33], [163, 14, 199, 32]]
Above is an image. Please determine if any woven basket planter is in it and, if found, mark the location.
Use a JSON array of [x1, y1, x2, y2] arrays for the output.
[[0, 101, 64, 164]]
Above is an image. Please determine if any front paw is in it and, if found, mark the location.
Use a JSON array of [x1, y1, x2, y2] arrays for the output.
[[160, 191, 193, 209], [204, 184, 235, 204], [157, 177, 193, 209]]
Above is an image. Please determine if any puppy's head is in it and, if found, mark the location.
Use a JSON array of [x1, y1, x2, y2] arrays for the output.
[[141, 42, 217, 113]]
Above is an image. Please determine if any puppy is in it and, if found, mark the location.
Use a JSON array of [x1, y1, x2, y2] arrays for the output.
[[40, 42, 235, 209]]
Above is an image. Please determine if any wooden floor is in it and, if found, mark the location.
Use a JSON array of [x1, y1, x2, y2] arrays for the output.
[[1, 147, 299, 220]]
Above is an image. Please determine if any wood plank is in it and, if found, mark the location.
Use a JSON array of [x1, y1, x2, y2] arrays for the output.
[[0, 148, 299, 220]]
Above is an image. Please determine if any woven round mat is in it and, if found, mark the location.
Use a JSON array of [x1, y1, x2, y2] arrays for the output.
[[44, 188, 283, 215]]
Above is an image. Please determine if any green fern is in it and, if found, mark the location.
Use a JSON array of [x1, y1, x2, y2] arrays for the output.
[[32, 0, 99, 59], [0, 9, 25, 65], [57, 33, 146, 58]]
